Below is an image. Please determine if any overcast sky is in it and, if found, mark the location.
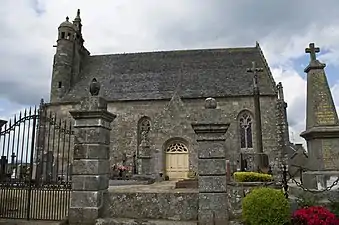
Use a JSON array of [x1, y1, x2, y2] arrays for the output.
[[1, 0, 339, 146]]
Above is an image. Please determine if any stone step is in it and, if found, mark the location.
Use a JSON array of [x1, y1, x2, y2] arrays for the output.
[[96, 218, 197, 225], [175, 179, 198, 189]]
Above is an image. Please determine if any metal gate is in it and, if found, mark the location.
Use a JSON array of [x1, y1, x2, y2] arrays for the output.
[[0, 101, 74, 220]]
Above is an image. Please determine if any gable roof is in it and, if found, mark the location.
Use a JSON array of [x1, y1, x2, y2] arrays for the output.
[[64, 44, 277, 102]]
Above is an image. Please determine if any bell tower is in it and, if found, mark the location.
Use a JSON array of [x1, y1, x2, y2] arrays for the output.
[[50, 9, 90, 103], [50, 16, 76, 102]]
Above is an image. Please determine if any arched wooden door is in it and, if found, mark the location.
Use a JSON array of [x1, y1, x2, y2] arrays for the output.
[[165, 142, 189, 179]]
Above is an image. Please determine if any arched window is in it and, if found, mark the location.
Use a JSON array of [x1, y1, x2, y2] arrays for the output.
[[137, 117, 151, 147], [166, 142, 188, 153], [239, 111, 253, 149]]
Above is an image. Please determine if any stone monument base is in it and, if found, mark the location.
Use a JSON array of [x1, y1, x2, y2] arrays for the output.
[[302, 170, 339, 190]]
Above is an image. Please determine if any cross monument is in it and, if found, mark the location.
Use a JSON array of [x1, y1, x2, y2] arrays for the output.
[[305, 43, 320, 61]]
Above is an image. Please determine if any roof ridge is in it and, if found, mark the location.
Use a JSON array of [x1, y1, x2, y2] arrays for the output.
[[89, 46, 257, 57], [255, 42, 277, 93]]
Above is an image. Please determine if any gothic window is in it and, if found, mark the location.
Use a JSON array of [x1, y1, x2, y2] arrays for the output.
[[166, 142, 188, 153], [239, 112, 253, 149], [137, 117, 151, 146]]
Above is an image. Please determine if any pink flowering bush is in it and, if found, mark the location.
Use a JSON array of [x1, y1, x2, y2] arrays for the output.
[[292, 206, 339, 225]]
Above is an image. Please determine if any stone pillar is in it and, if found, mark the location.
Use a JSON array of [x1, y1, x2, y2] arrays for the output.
[[139, 135, 152, 175], [192, 98, 230, 225], [69, 95, 116, 225], [300, 43, 339, 188]]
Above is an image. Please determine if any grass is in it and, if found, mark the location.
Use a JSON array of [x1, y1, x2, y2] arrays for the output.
[[0, 188, 70, 221]]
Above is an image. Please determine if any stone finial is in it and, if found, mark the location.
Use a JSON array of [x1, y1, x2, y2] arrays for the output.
[[205, 97, 217, 109], [89, 78, 100, 96], [66, 16, 69, 22]]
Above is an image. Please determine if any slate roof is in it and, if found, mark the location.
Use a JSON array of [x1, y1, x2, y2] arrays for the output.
[[64, 45, 277, 101]]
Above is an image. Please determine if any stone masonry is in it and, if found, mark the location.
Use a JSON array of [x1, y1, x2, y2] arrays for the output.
[[69, 94, 116, 224], [47, 10, 286, 180], [192, 98, 230, 224], [300, 43, 339, 188]]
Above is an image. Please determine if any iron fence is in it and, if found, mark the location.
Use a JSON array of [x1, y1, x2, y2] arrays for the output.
[[0, 101, 74, 220]]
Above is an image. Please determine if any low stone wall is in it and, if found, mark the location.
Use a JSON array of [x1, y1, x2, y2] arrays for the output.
[[103, 189, 198, 221], [227, 182, 280, 219]]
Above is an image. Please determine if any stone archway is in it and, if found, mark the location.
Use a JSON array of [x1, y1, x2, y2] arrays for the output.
[[165, 141, 189, 180]]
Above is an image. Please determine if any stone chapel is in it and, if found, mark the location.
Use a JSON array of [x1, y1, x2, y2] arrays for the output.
[[46, 10, 289, 179]]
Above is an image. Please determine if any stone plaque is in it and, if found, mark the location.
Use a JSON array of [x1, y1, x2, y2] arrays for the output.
[[322, 139, 339, 170], [313, 72, 338, 126]]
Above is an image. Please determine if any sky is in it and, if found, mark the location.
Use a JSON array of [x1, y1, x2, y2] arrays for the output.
[[1, 0, 339, 147]]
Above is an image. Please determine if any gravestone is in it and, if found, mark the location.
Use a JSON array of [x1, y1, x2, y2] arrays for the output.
[[0, 156, 7, 180], [69, 79, 116, 225], [300, 43, 339, 188], [192, 97, 230, 224], [36, 151, 55, 182]]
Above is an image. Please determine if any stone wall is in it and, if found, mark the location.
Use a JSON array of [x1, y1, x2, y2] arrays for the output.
[[102, 190, 198, 221], [46, 94, 278, 173]]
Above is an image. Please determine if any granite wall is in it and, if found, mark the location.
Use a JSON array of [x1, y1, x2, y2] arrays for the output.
[[45, 94, 279, 174], [102, 190, 198, 221]]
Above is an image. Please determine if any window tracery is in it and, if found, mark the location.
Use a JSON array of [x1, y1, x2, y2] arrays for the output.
[[166, 142, 188, 153], [239, 112, 253, 149]]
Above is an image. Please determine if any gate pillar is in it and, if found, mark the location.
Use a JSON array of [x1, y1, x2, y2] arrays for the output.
[[191, 98, 230, 225], [69, 80, 116, 225]]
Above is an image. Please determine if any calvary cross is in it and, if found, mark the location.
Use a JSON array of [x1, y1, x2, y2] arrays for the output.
[[305, 43, 320, 61], [247, 61, 263, 88]]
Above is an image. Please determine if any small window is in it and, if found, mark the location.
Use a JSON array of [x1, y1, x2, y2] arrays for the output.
[[66, 33, 71, 40], [61, 32, 65, 39], [58, 82, 62, 88]]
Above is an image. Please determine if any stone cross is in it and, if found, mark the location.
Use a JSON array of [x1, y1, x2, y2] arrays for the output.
[[247, 62, 264, 170], [305, 43, 320, 61], [247, 61, 263, 89]]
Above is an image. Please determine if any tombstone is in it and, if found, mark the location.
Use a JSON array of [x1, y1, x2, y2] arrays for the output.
[[0, 156, 7, 180]]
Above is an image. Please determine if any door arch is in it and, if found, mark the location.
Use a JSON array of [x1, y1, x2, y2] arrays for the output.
[[165, 141, 189, 180]]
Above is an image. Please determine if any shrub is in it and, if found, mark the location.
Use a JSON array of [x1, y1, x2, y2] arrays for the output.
[[242, 187, 290, 225], [292, 206, 339, 225], [296, 192, 319, 208], [329, 200, 339, 218], [234, 171, 273, 182]]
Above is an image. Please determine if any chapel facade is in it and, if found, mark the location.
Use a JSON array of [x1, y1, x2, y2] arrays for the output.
[[46, 10, 289, 179]]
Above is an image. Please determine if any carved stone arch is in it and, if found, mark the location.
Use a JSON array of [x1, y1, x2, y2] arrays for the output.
[[237, 110, 254, 150], [163, 137, 189, 152]]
